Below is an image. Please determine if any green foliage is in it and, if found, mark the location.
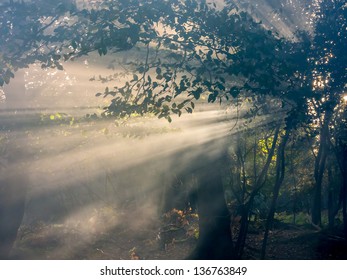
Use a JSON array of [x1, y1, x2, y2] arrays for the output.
[[1, 0, 346, 259], [275, 212, 309, 225], [0, 0, 77, 85], [84, 1, 325, 124], [0, 0, 305, 121], [1, 0, 345, 125]]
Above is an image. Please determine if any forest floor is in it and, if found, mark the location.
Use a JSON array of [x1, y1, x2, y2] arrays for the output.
[[242, 223, 347, 260], [10, 212, 347, 260]]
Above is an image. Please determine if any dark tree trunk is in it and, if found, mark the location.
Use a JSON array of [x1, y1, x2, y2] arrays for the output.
[[234, 198, 253, 259], [312, 110, 332, 226], [0, 175, 27, 259], [342, 148, 347, 238], [328, 185, 334, 230], [234, 124, 281, 258], [162, 173, 197, 213], [0, 70, 27, 259], [332, 118, 347, 238], [187, 156, 234, 260], [291, 161, 298, 225], [327, 163, 339, 231], [312, 174, 324, 226], [261, 128, 289, 259]]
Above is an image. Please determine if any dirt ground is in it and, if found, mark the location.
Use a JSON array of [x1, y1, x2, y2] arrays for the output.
[[10, 213, 347, 260], [11, 209, 198, 260], [243, 225, 347, 260]]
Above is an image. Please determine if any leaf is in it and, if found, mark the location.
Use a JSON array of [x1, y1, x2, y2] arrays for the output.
[[71, 40, 77, 49], [6, 69, 14, 78], [102, 46, 107, 55], [217, 83, 225, 91], [208, 93, 216, 102], [177, 103, 184, 109], [169, 43, 178, 50], [229, 87, 240, 98], [4, 75, 12, 85], [192, 88, 203, 99], [185, 107, 193, 113], [56, 63, 64, 71]]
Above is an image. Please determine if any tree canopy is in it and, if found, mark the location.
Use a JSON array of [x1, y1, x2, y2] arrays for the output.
[[3, 0, 344, 125]]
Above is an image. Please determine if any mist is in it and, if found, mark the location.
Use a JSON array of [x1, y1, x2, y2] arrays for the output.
[[1, 52, 249, 259], [231, 0, 314, 39], [1, 0, 343, 261]]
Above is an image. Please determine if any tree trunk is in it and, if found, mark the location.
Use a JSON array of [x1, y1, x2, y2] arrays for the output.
[[234, 124, 281, 258], [332, 116, 347, 237], [261, 128, 289, 259], [0, 70, 27, 259], [0, 175, 27, 259], [328, 186, 334, 230], [187, 156, 234, 260], [327, 163, 337, 231], [342, 147, 347, 238], [234, 198, 253, 259], [312, 110, 332, 226]]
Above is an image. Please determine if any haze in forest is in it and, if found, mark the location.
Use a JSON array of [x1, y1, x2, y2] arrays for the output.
[[1, 0, 346, 260]]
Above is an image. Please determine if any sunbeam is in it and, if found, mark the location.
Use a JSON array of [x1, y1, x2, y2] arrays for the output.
[[0, 1, 317, 259]]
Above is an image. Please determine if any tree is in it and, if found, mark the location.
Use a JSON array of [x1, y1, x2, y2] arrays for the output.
[[0, 0, 80, 259], [1, 0, 346, 259], [304, 0, 347, 227], [92, 1, 312, 259], [261, 123, 291, 259], [0, 0, 310, 259]]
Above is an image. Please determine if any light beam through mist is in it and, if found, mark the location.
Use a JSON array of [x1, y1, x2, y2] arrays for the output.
[[0, 23, 287, 259]]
